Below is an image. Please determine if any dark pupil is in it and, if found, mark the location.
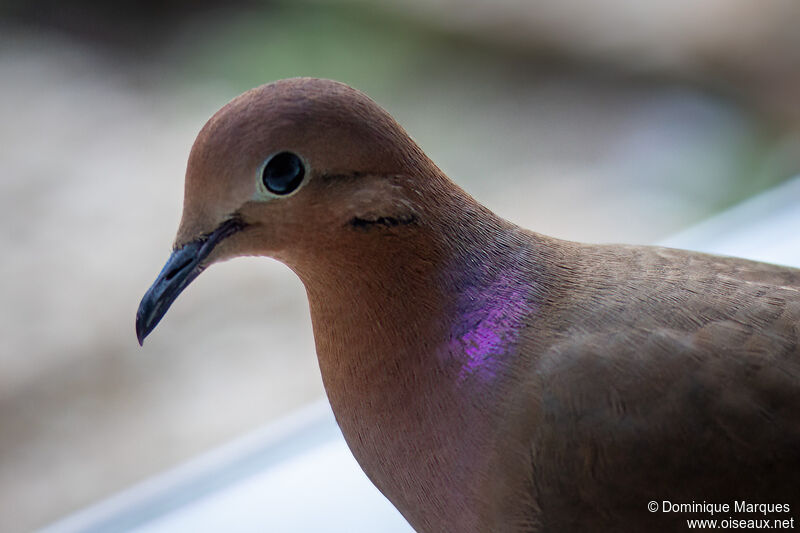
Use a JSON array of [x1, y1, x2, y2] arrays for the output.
[[262, 152, 304, 194]]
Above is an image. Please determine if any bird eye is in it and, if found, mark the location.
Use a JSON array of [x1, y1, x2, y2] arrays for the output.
[[261, 151, 305, 195]]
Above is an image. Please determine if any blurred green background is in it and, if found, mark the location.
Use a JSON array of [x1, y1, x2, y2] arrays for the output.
[[1, 1, 799, 531]]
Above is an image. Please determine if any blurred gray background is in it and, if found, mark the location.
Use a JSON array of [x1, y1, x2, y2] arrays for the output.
[[1, 1, 799, 531]]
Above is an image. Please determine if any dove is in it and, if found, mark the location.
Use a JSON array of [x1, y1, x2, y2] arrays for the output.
[[137, 78, 800, 532]]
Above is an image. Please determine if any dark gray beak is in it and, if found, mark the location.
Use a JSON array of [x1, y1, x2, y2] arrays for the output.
[[136, 218, 244, 345]]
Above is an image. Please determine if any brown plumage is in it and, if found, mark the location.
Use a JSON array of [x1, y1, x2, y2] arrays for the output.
[[137, 78, 800, 532]]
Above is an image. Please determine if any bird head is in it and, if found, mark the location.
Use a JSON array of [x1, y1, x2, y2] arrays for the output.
[[136, 78, 457, 344]]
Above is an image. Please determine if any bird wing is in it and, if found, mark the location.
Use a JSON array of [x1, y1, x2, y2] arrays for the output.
[[518, 244, 800, 530]]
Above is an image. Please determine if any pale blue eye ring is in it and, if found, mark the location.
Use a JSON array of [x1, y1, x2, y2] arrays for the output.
[[261, 152, 305, 195]]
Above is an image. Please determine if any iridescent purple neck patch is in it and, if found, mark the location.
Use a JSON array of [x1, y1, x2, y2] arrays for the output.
[[448, 271, 531, 384]]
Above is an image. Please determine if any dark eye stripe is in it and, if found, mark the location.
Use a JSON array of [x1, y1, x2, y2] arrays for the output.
[[262, 152, 305, 195]]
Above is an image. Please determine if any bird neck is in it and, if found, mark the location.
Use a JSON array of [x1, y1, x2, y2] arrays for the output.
[[291, 189, 548, 527], [297, 190, 541, 402]]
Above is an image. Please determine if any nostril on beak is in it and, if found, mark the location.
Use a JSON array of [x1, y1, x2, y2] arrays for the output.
[[164, 255, 193, 281]]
